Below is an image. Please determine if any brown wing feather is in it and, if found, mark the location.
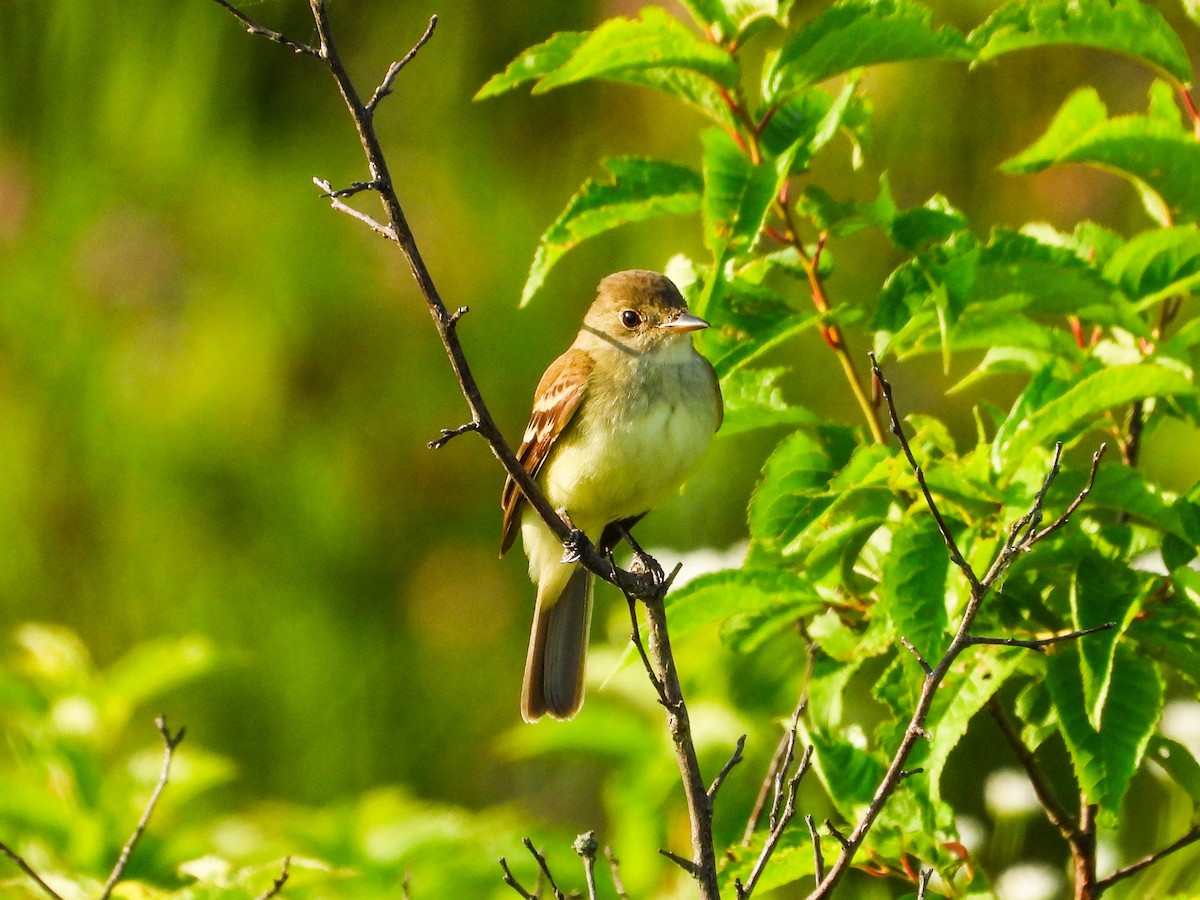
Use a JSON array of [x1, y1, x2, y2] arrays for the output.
[[500, 348, 593, 554]]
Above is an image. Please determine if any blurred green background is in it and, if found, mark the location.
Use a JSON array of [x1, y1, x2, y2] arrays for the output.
[[1, 0, 1198, 893]]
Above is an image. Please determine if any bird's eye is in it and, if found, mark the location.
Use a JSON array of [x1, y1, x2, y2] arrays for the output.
[[620, 309, 641, 329]]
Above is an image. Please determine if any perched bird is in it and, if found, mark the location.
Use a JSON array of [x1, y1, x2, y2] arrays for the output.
[[501, 270, 723, 722]]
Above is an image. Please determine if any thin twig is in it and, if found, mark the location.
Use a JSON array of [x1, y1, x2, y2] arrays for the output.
[[743, 721, 793, 845], [573, 832, 599, 900], [312, 178, 398, 241], [625, 595, 666, 703], [806, 815, 825, 884], [209, 0, 320, 56], [708, 734, 747, 801], [99, 716, 186, 900], [738, 742, 812, 899], [428, 420, 480, 450], [869, 352, 981, 594], [900, 636, 932, 676], [254, 857, 291, 900], [987, 698, 1078, 838], [968, 622, 1116, 652], [366, 16, 438, 113], [604, 846, 629, 900], [523, 838, 566, 900], [0, 841, 65, 900], [915, 868, 933, 899], [499, 857, 537, 900], [1096, 824, 1200, 893]]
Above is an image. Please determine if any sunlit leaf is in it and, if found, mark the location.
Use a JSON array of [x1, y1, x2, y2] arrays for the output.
[[765, 0, 973, 102], [475, 32, 588, 99], [666, 568, 824, 642], [1147, 735, 1200, 811], [1005, 84, 1200, 225], [533, 8, 740, 92], [880, 508, 950, 661], [971, 0, 1193, 86], [1047, 643, 1163, 825], [1103, 225, 1200, 307], [718, 367, 820, 434], [994, 362, 1196, 470], [1070, 556, 1146, 729], [520, 157, 702, 305]]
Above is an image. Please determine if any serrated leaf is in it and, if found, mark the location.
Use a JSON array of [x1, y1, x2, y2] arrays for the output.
[[765, 0, 973, 103], [1047, 642, 1163, 824], [994, 362, 1196, 470], [666, 568, 824, 642], [1005, 85, 1200, 225], [971, 0, 1193, 87], [749, 425, 857, 549], [1103, 225, 1200, 307], [809, 726, 889, 812], [520, 158, 702, 305], [718, 367, 819, 435], [880, 509, 950, 661], [533, 8, 740, 93], [702, 128, 783, 265], [1070, 556, 1145, 729], [475, 32, 588, 99]]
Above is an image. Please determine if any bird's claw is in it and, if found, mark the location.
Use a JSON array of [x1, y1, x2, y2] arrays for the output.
[[561, 528, 588, 565], [629, 547, 666, 586]]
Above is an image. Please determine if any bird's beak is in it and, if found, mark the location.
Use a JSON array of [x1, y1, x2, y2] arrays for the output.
[[658, 312, 709, 333]]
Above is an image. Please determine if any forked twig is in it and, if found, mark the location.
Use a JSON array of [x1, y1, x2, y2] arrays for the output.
[[99, 716, 186, 900]]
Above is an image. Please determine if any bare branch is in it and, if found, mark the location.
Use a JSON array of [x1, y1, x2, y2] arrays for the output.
[[915, 868, 933, 899], [99, 716, 186, 900], [900, 636, 932, 676], [312, 178, 398, 241], [604, 846, 629, 900], [523, 838, 566, 900], [428, 420, 480, 450], [573, 832, 599, 900], [987, 698, 1078, 838], [366, 16, 439, 113], [738, 738, 812, 900], [708, 734, 747, 802], [869, 352, 981, 594], [624, 595, 666, 703], [969, 622, 1116, 653], [499, 857, 537, 900], [824, 820, 849, 850], [660, 848, 700, 876], [806, 815, 825, 884], [1096, 824, 1200, 894], [0, 841, 65, 900], [254, 857, 291, 900], [210, 0, 320, 56]]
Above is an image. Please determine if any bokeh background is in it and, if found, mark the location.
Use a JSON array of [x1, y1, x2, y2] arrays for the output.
[[2, 0, 1198, 896]]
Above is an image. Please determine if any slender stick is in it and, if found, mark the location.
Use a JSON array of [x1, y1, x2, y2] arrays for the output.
[[1095, 825, 1200, 893], [99, 716, 186, 900], [0, 842, 65, 900]]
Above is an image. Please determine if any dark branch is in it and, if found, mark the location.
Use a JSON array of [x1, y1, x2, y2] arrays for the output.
[[806, 815, 825, 885], [254, 857, 291, 900], [1096, 824, 1200, 894], [522, 838, 566, 900], [900, 636, 932, 676], [366, 16, 438, 113], [99, 716, 186, 900], [869, 352, 981, 594], [312, 178, 398, 241], [428, 420, 480, 450], [708, 734, 747, 801], [987, 698, 1078, 838], [0, 841, 65, 900], [210, 0, 320, 56], [499, 857, 537, 900], [916, 868, 933, 899], [968, 622, 1116, 653]]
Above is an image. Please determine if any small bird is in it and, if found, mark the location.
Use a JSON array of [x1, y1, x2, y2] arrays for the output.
[[501, 270, 723, 722]]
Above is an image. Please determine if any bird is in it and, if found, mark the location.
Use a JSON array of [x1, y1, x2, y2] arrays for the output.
[[500, 269, 723, 722]]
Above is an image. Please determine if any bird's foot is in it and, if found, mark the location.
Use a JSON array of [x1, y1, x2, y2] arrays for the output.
[[561, 519, 589, 565], [622, 528, 666, 586]]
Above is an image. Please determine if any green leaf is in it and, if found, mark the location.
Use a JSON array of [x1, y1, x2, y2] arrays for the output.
[[1004, 85, 1200, 225], [702, 129, 783, 266], [520, 158, 703, 305], [718, 367, 820, 435], [971, 0, 1193, 87], [1103, 225, 1200, 307], [1070, 556, 1145, 729], [1047, 642, 1163, 824], [880, 509, 950, 661], [765, 0, 973, 103], [994, 362, 1196, 470], [532, 8, 740, 93], [475, 32, 588, 99], [809, 726, 889, 812], [666, 568, 824, 642], [749, 424, 857, 550], [1147, 735, 1200, 811]]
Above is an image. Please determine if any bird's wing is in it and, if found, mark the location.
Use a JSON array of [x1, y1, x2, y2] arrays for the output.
[[500, 348, 593, 555]]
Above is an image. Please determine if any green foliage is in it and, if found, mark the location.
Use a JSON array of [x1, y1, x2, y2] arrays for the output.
[[478, 0, 1200, 895]]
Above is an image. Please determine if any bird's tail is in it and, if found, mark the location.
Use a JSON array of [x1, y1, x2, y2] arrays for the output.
[[521, 565, 593, 722]]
